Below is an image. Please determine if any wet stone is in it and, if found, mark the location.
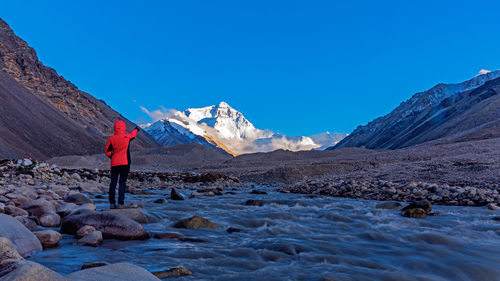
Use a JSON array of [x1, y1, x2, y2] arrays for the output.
[[170, 188, 184, 200], [152, 267, 192, 279]]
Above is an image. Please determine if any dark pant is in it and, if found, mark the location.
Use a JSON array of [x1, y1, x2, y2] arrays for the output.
[[109, 165, 129, 205]]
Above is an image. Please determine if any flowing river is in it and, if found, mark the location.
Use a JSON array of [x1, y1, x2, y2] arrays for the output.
[[29, 186, 500, 281]]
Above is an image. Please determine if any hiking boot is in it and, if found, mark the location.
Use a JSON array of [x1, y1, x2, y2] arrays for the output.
[[110, 203, 118, 209], [118, 204, 125, 209]]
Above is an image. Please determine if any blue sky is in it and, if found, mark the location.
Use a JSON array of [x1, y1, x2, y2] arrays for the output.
[[2, 1, 500, 135]]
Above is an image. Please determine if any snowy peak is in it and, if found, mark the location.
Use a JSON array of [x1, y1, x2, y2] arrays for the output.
[[184, 102, 257, 139], [143, 101, 347, 155]]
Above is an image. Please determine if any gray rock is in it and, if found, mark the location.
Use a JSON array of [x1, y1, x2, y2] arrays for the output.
[[18, 199, 60, 227], [0, 237, 23, 261], [66, 262, 160, 281], [39, 213, 61, 228], [4, 206, 28, 217], [103, 208, 149, 224], [60, 210, 149, 240], [64, 192, 92, 205], [34, 230, 62, 248], [70, 173, 82, 181], [173, 216, 219, 229], [56, 202, 78, 217], [77, 231, 102, 247], [21, 159, 33, 167], [0, 260, 65, 281], [0, 214, 42, 257]]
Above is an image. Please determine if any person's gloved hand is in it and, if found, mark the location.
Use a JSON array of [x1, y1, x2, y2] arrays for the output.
[[135, 126, 141, 132]]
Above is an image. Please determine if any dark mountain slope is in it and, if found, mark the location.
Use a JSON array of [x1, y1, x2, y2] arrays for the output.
[[0, 70, 102, 159], [0, 18, 158, 156], [333, 71, 500, 150]]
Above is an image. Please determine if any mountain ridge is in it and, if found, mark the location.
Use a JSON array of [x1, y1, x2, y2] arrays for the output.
[[333, 69, 500, 150]]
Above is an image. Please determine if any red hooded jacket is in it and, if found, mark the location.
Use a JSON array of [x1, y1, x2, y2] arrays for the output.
[[105, 120, 138, 167]]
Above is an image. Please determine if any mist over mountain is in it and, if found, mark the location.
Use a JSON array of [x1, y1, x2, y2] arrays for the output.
[[333, 70, 500, 150], [142, 102, 347, 155]]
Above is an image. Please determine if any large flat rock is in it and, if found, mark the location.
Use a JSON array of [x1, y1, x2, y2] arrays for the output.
[[65, 263, 159, 281], [60, 210, 149, 240], [0, 214, 42, 257]]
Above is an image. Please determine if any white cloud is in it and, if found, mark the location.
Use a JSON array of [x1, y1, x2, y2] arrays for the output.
[[477, 69, 491, 76], [139, 106, 176, 123]]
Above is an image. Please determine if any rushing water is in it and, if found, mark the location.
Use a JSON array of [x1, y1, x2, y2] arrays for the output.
[[30, 186, 500, 281]]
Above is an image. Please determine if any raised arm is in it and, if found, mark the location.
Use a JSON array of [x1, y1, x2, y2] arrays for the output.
[[126, 126, 140, 140]]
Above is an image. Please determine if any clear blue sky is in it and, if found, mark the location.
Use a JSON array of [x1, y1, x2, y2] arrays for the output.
[[2, 0, 500, 135]]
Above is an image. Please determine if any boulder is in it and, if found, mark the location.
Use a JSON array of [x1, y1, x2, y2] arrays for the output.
[[173, 216, 219, 229], [0, 260, 65, 281], [4, 206, 28, 217], [402, 200, 432, 214], [56, 202, 78, 217], [103, 208, 149, 224], [64, 192, 92, 205], [78, 182, 103, 194], [403, 208, 427, 218], [34, 231, 62, 248], [39, 214, 61, 228], [152, 267, 192, 279], [170, 188, 184, 200], [18, 199, 60, 227], [0, 237, 23, 261], [65, 262, 160, 281], [76, 226, 96, 239], [78, 231, 103, 247], [0, 214, 42, 257], [60, 210, 149, 240]]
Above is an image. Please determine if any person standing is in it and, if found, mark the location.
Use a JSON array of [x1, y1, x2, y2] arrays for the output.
[[105, 120, 140, 209]]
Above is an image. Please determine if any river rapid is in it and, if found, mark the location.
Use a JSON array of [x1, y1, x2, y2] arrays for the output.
[[30, 186, 500, 281]]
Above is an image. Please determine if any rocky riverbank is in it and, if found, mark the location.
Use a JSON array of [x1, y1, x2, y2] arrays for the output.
[[0, 158, 244, 280], [280, 177, 500, 207]]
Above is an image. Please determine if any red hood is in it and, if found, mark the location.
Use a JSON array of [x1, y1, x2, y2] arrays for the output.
[[113, 120, 126, 135]]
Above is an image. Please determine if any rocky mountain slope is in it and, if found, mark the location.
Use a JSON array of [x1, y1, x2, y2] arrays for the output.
[[0, 18, 158, 158], [334, 70, 500, 149], [144, 101, 347, 155]]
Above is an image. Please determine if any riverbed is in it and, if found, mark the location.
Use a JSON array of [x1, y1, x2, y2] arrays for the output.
[[30, 186, 500, 281]]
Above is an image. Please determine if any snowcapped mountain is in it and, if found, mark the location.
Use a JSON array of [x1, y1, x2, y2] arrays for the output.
[[334, 69, 500, 149], [143, 102, 347, 155]]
